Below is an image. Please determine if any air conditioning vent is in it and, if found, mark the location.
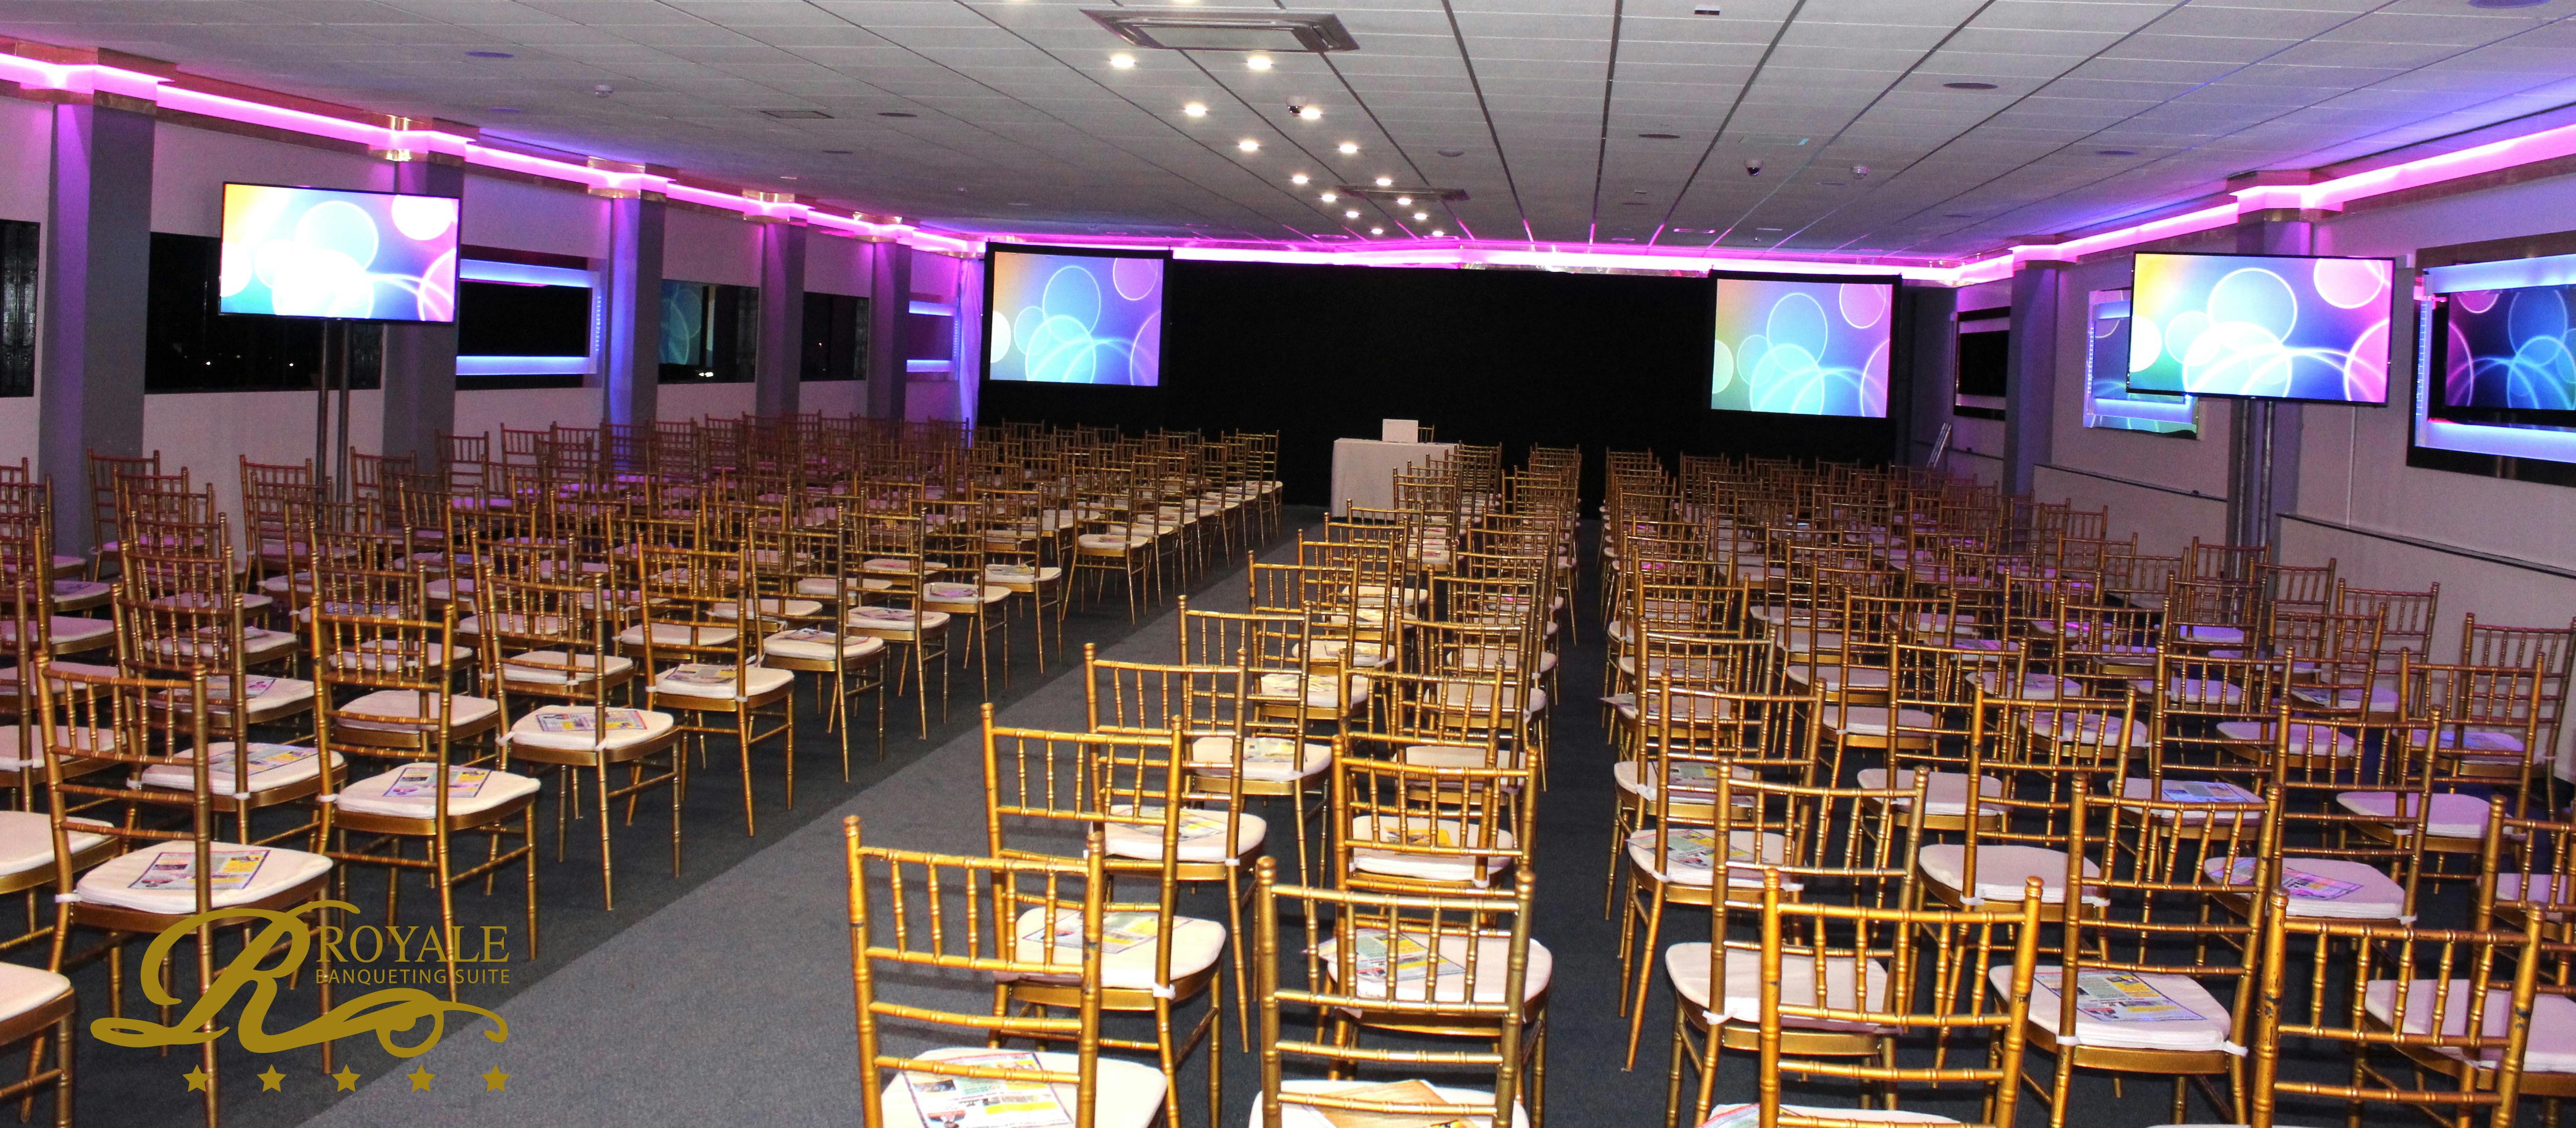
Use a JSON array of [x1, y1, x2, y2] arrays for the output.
[[1086, 9, 1359, 53]]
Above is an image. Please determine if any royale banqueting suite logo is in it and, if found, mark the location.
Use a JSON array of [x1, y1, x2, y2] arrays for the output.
[[91, 901, 514, 1096]]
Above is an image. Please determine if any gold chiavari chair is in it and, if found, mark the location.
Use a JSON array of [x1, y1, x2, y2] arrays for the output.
[[628, 542, 796, 834], [763, 516, 889, 772], [0, 499, 112, 663], [309, 601, 538, 1000], [86, 448, 162, 580], [2018, 777, 2279, 1128], [2367, 659, 2549, 859], [1705, 871, 2044, 1128], [2208, 703, 2434, 926], [1652, 772, 1932, 1086], [1334, 739, 1531, 896], [980, 711, 1224, 1128], [843, 816, 1168, 1128], [920, 497, 1013, 698], [38, 663, 336, 1125], [479, 570, 683, 910], [1252, 855, 1537, 1128], [1072, 469, 1160, 621], [1177, 600, 1334, 883], [844, 517, 953, 739], [2243, 900, 2542, 1128], [1852, 640, 2007, 834]]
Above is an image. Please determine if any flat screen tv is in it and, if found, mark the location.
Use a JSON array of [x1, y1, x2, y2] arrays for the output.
[[1709, 273, 1896, 417], [218, 183, 459, 322], [2432, 281, 2576, 426], [985, 247, 1166, 386], [2124, 251, 2393, 403]]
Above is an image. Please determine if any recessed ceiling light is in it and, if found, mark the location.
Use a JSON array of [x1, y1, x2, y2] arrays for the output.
[[2096, 148, 2140, 156], [1395, 195, 1412, 206], [1184, 102, 1208, 117], [1345, 209, 1360, 219], [1373, 176, 1392, 187], [1431, 229, 1446, 237], [1437, 148, 1464, 158], [466, 51, 513, 59], [1339, 142, 1360, 155], [1297, 106, 1322, 121], [1638, 132, 1679, 140], [1110, 53, 1136, 69], [1942, 81, 1999, 90], [1246, 55, 1273, 71], [763, 109, 833, 119], [1320, 191, 1337, 202], [877, 111, 917, 118], [1291, 173, 1310, 185], [1412, 211, 1428, 221], [1238, 138, 1261, 152], [781, 175, 799, 180], [1009, 202, 1032, 207], [1370, 227, 1384, 236]]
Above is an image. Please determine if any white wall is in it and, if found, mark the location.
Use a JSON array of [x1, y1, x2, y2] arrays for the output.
[[142, 389, 383, 547], [663, 208, 758, 287], [658, 381, 755, 421], [807, 234, 871, 297], [152, 125, 388, 236], [453, 386, 600, 440], [463, 176, 606, 259], [0, 97, 49, 467]]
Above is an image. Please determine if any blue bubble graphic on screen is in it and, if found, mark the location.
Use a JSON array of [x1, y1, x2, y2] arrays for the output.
[[1710, 277, 1892, 417], [2445, 283, 2576, 412], [2127, 253, 2390, 403], [987, 251, 1163, 386], [218, 184, 458, 322]]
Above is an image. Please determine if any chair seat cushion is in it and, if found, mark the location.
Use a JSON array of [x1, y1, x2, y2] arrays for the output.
[[138, 742, 341, 794], [617, 623, 741, 648], [1818, 706, 1936, 737], [1624, 828, 1791, 888], [336, 690, 501, 734], [1855, 768, 2002, 817], [923, 582, 1010, 606], [763, 629, 887, 662], [0, 962, 70, 1027], [984, 564, 1063, 586], [1102, 805, 1266, 862], [2127, 677, 2246, 707], [1666, 943, 1889, 1033], [337, 764, 542, 818], [2364, 979, 2576, 1073], [707, 597, 826, 621], [1300, 640, 1389, 669], [1256, 1080, 1529, 1128], [2212, 720, 2355, 757], [501, 650, 635, 685], [2442, 726, 2533, 762], [2020, 710, 2148, 749], [1187, 735, 1331, 781], [654, 663, 795, 699], [508, 706, 678, 752], [1078, 533, 1152, 550], [878, 1047, 1166, 1128], [457, 612, 569, 640], [2288, 683, 2401, 713], [1975, 671, 2084, 700], [77, 841, 332, 913], [2335, 790, 2492, 838], [2116, 777, 2266, 823], [1315, 930, 1553, 1003], [0, 810, 108, 877], [846, 605, 953, 634], [1257, 672, 1368, 710], [1436, 681, 1544, 717], [1603, 692, 1731, 722], [791, 576, 862, 598], [1610, 759, 1753, 801], [1348, 816, 1516, 884], [2202, 855, 2408, 919], [325, 640, 457, 672], [2013, 966, 2238, 1052], [1007, 906, 1226, 991], [0, 724, 112, 770], [0, 616, 115, 650], [1918, 844, 2098, 904]]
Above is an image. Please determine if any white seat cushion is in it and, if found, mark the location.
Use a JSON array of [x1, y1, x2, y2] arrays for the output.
[[0, 962, 70, 1026], [984, 564, 1063, 586], [2334, 791, 2493, 838], [0, 660, 119, 696], [846, 605, 953, 634], [923, 582, 1010, 606], [1258, 672, 1368, 710], [325, 640, 456, 672], [2128, 677, 2247, 707], [0, 810, 107, 877], [336, 764, 542, 818], [1975, 671, 2084, 699], [2442, 727, 2533, 761], [2288, 683, 2401, 713], [2203, 855, 2408, 919], [1256, 1080, 1529, 1128], [706, 597, 825, 621], [138, 742, 340, 794], [2212, 720, 2356, 757], [1316, 930, 1553, 1003], [0, 616, 114, 649], [1401, 743, 1524, 770], [1187, 735, 1330, 781], [1624, 828, 1792, 888], [654, 663, 795, 699], [1666, 943, 1889, 1032], [2021, 710, 2148, 749], [1602, 692, 1732, 722], [1078, 533, 1151, 550], [1348, 816, 1516, 884], [1009, 905, 1225, 991], [508, 706, 678, 753], [1855, 768, 2002, 817], [1300, 639, 1389, 669], [143, 626, 299, 660], [790, 575, 864, 598], [762, 629, 886, 662], [1437, 681, 1545, 717], [1103, 805, 1266, 862], [878, 1047, 1165, 1128], [501, 650, 635, 684], [334, 690, 501, 733], [2365, 979, 2576, 1073], [457, 612, 569, 640], [0, 723, 113, 769], [2014, 966, 2237, 1051], [1610, 759, 1753, 801], [1818, 706, 1936, 737], [617, 622, 740, 648], [2116, 777, 2266, 823], [77, 841, 332, 913], [1917, 844, 2098, 904]]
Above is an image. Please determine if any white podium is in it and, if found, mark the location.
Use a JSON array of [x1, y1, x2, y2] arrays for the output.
[[1330, 438, 1458, 516]]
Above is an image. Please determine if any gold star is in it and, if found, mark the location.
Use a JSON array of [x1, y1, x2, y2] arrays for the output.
[[407, 1065, 435, 1092], [182, 1067, 211, 1093], [331, 1067, 360, 1093], [480, 1067, 509, 1092], [256, 1066, 285, 1092]]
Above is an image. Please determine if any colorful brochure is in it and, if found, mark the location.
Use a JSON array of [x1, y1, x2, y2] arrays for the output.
[[663, 663, 735, 685], [2041, 969, 2202, 1023], [130, 848, 269, 892], [532, 708, 650, 733], [2160, 780, 2260, 804], [2216, 857, 2364, 900], [1313, 1079, 1478, 1128], [900, 1050, 1074, 1128], [1350, 930, 1453, 989], [380, 764, 492, 800], [199, 742, 318, 779]]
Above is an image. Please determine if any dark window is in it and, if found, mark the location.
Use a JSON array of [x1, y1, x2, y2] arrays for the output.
[[658, 280, 757, 383], [146, 233, 381, 393], [458, 280, 591, 357], [0, 220, 33, 398], [801, 292, 868, 382], [1956, 328, 2010, 397]]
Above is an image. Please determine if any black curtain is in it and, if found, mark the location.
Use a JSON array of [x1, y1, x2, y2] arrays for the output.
[[982, 261, 1902, 505]]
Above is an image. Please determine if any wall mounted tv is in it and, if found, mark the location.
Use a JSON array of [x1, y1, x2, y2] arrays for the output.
[[2124, 251, 2393, 404], [1708, 272, 1896, 417], [984, 247, 1166, 386], [2431, 280, 2576, 426], [218, 183, 459, 322]]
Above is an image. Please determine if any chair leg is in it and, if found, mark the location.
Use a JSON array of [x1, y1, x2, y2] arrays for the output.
[[596, 764, 618, 910]]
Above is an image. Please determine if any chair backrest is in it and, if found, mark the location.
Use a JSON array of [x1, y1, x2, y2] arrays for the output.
[[34, 662, 230, 914], [843, 815, 1112, 1128], [1331, 746, 1530, 893]]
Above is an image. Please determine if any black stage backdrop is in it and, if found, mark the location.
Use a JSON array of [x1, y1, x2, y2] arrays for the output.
[[981, 260, 1905, 506]]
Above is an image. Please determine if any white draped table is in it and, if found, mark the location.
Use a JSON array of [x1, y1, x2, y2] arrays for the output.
[[1329, 438, 1459, 516]]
